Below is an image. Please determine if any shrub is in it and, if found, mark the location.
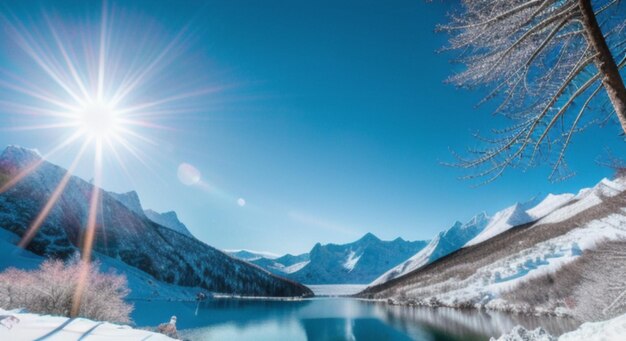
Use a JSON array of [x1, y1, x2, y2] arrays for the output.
[[0, 258, 132, 323]]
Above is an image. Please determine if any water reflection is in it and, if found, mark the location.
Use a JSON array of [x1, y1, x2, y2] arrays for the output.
[[131, 298, 581, 341]]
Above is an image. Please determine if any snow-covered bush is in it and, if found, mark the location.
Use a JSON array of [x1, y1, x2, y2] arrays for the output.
[[0, 258, 132, 323]]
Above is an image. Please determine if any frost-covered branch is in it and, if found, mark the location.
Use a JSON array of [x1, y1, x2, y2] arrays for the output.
[[443, 0, 626, 183]]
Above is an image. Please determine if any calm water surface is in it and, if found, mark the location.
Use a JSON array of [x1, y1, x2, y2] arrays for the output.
[[131, 298, 580, 341]]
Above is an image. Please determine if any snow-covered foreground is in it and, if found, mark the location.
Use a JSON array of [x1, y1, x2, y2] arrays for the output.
[[492, 312, 626, 341], [0, 308, 174, 341], [559, 313, 626, 341]]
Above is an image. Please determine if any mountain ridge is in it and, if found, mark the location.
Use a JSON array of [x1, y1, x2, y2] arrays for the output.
[[0, 145, 311, 297]]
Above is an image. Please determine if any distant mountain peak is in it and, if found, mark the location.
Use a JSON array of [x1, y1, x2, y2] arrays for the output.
[[109, 191, 144, 216], [466, 212, 489, 226], [358, 232, 380, 243], [144, 208, 193, 238]]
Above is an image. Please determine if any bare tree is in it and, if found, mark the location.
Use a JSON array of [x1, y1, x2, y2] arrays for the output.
[[0, 259, 132, 323], [443, 0, 626, 183]]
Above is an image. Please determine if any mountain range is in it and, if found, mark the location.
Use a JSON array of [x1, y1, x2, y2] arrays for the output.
[[229, 233, 429, 284], [0, 145, 311, 297]]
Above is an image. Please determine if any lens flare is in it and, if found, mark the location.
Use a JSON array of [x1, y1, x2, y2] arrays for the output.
[[0, 3, 218, 316], [177, 163, 202, 186]]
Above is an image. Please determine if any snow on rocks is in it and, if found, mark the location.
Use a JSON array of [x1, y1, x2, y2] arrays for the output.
[[490, 326, 556, 341], [343, 250, 361, 272], [559, 312, 626, 341], [0, 308, 176, 340], [493, 312, 626, 341]]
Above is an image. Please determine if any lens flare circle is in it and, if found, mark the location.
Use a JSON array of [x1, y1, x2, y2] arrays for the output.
[[237, 198, 246, 207], [177, 163, 201, 186]]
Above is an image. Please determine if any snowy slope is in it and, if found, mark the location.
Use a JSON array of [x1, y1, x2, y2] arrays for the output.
[[0, 226, 205, 301], [360, 176, 626, 319], [526, 193, 575, 220], [0, 145, 311, 298], [538, 178, 626, 225], [144, 209, 194, 238], [0, 308, 175, 341], [372, 212, 489, 285]]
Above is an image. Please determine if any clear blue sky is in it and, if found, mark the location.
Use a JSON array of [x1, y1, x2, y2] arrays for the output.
[[1, 0, 625, 255]]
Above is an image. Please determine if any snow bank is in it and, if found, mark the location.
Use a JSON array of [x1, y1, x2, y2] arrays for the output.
[[492, 313, 626, 341], [559, 313, 626, 341], [0, 308, 175, 340]]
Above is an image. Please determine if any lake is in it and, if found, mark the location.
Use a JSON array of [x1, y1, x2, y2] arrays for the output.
[[131, 297, 581, 341]]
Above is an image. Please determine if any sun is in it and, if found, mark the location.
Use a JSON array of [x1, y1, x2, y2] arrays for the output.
[[73, 101, 121, 140]]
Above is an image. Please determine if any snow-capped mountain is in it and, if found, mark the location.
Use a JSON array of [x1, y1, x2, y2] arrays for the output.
[[0, 145, 311, 297], [372, 212, 489, 285], [144, 209, 194, 238], [360, 176, 626, 320], [464, 200, 536, 247], [233, 233, 429, 284]]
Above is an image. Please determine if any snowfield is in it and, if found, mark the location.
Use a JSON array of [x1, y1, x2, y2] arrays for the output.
[[307, 285, 368, 296], [0, 308, 175, 341]]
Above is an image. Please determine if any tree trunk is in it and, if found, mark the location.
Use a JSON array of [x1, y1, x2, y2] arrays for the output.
[[578, 0, 626, 134]]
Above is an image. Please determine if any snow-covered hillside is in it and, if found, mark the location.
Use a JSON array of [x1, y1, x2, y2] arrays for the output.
[[360, 177, 626, 320], [0, 145, 311, 298], [373, 193, 577, 287]]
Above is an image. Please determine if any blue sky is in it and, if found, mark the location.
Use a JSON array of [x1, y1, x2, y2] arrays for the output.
[[1, 0, 625, 255]]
